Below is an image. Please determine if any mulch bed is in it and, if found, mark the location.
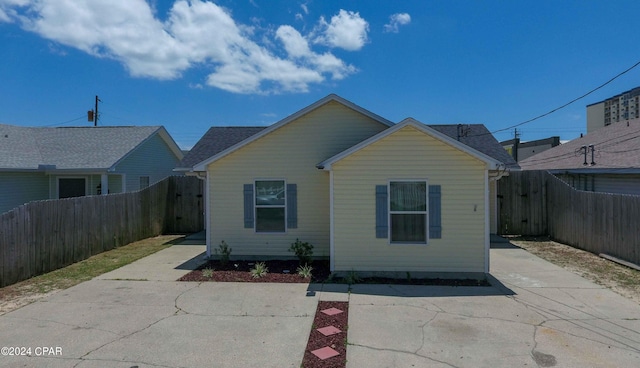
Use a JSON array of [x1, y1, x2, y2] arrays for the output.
[[178, 259, 490, 286], [177, 260, 331, 283], [301, 301, 349, 368]]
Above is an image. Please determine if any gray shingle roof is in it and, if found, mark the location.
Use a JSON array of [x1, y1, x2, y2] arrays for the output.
[[178, 126, 266, 169], [181, 124, 516, 170], [0, 124, 162, 170], [520, 119, 640, 171], [428, 124, 519, 169]]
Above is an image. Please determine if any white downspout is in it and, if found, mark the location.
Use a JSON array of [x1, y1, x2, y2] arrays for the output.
[[204, 170, 211, 258], [329, 170, 335, 272], [484, 169, 490, 274]]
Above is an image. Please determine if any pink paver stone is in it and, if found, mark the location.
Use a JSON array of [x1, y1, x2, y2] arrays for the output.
[[321, 307, 343, 316], [317, 325, 342, 336], [311, 346, 340, 360]]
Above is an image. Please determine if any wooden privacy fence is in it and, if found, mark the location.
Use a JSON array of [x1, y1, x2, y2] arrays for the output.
[[498, 170, 640, 266], [0, 176, 203, 287]]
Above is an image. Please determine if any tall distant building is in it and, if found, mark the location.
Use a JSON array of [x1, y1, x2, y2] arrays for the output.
[[587, 86, 640, 132]]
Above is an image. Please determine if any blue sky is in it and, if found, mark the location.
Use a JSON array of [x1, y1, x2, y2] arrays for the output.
[[2, 0, 640, 150]]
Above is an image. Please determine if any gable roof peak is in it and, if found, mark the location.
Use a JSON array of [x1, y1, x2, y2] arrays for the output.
[[192, 94, 393, 171], [318, 117, 504, 171]]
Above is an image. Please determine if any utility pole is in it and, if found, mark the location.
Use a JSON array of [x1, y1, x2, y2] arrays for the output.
[[94, 95, 100, 126], [513, 128, 520, 162]]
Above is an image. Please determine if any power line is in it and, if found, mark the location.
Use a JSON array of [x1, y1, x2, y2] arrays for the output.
[[473, 59, 640, 137], [40, 115, 86, 127]]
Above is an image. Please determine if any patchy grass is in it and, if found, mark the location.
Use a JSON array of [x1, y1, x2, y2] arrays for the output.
[[0, 235, 184, 315], [508, 236, 640, 304]]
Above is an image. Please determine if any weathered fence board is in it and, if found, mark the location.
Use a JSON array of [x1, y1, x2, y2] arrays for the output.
[[499, 170, 640, 266], [0, 176, 203, 287]]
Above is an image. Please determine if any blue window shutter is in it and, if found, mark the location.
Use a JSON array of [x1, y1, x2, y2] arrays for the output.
[[243, 184, 254, 228], [286, 183, 297, 229], [375, 185, 388, 238], [429, 185, 442, 239]]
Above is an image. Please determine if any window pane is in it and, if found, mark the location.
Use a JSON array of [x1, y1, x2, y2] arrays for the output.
[[391, 214, 426, 242], [390, 182, 426, 211], [256, 208, 285, 232], [255, 180, 285, 205], [59, 178, 86, 199]]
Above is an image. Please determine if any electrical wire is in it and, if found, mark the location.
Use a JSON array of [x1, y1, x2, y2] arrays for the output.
[[471, 59, 640, 137], [40, 115, 86, 127]]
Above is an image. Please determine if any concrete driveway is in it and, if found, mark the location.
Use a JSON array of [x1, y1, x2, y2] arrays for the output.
[[345, 244, 640, 367], [1, 238, 639, 367]]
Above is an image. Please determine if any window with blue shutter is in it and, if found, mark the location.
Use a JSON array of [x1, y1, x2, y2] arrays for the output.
[[376, 182, 442, 242], [244, 181, 297, 232], [286, 184, 297, 228], [428, 185, 442, 239], [243, 184, 254, 228], [375, 185, 388, 238], [389, 181, 427, 243]]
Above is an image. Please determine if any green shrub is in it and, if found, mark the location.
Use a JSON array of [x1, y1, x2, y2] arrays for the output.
[[216, 240, 232, 266], [345, 270, 360, 285], [250, 262, 268, 278], [201, 267, 214, 278], [296, 264, 313, 278], [289, 238, 313, 265]]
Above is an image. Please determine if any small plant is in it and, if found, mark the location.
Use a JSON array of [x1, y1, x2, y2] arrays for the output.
[[406, 272, 412, 282], [296, 264, 313, 278], [325, 273, 336, 283], [216, 240, 232, 266], [289, 238, 314, 265], [345, 270, 360, 285], [250, 262, 269, 278], [201, 267, 214, 278]]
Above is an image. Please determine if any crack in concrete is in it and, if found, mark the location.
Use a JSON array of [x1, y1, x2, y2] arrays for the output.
[[3, 315, 121, 337], [348, 342, 461, 368], [72, 356, 185, 368], [507, 287, 640, 350], [71, 283, 201, 367], [416, 311, 440, 355]]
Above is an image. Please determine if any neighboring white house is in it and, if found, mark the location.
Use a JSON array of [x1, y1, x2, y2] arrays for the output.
[[0, 124, 183, 213]]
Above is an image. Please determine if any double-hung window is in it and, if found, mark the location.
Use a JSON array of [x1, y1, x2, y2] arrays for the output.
[[255, 180, 286, 233], [389, 181, 427, 243]]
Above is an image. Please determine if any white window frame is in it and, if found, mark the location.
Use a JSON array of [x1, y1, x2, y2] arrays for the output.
[[254, 179, 287, 234], [388, 179, 428, 245]]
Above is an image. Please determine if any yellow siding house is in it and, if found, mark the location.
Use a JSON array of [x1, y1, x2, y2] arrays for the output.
[[193, 95, 508, 276]]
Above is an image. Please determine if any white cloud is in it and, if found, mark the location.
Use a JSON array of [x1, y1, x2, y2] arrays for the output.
[[0, 0, 29, 22], [384, 12, 411, 33], [276, 25, 356, 80], [276, 25, 312, 58], [313, 9, 368, 51], [0, 0, 366, 94]]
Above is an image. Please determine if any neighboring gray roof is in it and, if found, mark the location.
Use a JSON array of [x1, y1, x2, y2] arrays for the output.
[[0, 124, 178, 170], [520, 119, 640, 173], [429, 124, 519, 169], [178, 126, 266, 170]]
